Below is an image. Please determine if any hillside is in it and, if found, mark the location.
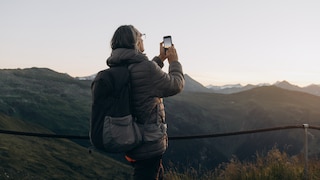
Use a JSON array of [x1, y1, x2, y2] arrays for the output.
[[0, 68, 91, 135], [0, 114, 133, 179], [164, 87, 320, 167], [1, 67, 320, 173], [0, 68, 133, 179]]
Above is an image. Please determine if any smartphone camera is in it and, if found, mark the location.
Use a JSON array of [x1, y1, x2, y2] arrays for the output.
[[163, 36, 172, 49]]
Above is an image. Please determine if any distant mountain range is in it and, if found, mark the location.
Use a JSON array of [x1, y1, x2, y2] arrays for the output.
[[183, 74, 320, 96], [78, 73, 320, 96]]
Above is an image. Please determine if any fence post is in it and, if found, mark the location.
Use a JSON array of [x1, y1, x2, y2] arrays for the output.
[[303, 124, 309, 180]]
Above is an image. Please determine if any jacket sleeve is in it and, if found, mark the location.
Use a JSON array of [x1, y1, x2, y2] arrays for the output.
[[150, 60, 185, 97], [152, 56, 164, 68]]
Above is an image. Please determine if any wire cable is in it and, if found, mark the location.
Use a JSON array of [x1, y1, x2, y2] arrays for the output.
[[1, 124, 319, 140], [0, 129, 88, 139]]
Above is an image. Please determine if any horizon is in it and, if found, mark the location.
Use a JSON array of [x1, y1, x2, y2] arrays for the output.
[[1, 1, 320, 87], [2, 67, 319, 88]]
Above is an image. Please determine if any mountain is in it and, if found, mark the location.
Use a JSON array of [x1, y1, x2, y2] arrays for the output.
[[1, 67, 320, 174], [274, 80, 320, 96], [0, 67, 91, 135], [206, 80, 320, 96], [274, 80, 301, 91], [183, 74, 212, 93], [207, 83, 243, 90], [0, 68, 134, 178], [76, 74, 96, 81], [207, 83, 260, 94], [304, 84, 320, 96]]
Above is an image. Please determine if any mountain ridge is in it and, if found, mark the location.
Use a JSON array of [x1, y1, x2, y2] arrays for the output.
[[74, 68, 320, 96]]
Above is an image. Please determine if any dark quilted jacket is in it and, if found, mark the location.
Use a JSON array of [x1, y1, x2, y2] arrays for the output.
[[106, 48, 184, 160]]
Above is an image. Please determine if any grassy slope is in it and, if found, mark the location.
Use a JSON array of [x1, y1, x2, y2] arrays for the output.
[[0, 68, 91, 135], [0, 114, 133, 179]]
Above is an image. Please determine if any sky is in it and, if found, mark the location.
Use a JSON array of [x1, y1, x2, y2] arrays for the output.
[[1, 0, 320, 87]]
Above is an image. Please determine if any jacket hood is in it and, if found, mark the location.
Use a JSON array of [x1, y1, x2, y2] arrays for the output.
[[106, 48, 148, 67]]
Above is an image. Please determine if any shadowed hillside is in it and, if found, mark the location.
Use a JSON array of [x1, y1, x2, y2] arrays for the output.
[[0, 68, 91, 135], [0, 114, 133, 179], [1, 68, 320, 173], [164, 86, 320, 168]]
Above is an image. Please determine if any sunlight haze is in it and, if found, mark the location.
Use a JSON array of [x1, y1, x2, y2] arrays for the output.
[[1, 0, 320, 87]]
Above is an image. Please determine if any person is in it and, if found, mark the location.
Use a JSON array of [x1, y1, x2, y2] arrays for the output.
[[106, 25, 184, 180]]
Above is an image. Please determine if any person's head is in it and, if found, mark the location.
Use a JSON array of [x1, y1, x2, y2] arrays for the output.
[[110, 25, 145, 52]]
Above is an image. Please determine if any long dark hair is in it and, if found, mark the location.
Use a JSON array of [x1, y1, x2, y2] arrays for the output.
[[110, 25, 139, 50]]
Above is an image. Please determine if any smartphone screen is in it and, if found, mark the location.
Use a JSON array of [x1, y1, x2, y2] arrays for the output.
[[163, 36, 172, 49]]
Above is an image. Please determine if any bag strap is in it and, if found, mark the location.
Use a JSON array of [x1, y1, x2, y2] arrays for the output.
[[127, 64, 134, 118], [127, 64, 149, 143]]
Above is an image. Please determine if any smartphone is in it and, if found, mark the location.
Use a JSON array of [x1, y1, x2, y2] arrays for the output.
[[163, 36, 172, 49]]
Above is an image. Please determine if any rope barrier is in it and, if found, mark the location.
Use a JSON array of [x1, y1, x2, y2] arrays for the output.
[[0, 129, 88, 139], [1, 124, 319, 140], [2, 124, 318, 179], [169, 125, 304, 140]]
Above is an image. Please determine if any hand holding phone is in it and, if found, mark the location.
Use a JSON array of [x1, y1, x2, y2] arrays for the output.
[[166, 45, 178, 63], [159, 35, 178, 63]]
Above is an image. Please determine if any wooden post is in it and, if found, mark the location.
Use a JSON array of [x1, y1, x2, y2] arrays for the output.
[[303, 124, 309, 180]]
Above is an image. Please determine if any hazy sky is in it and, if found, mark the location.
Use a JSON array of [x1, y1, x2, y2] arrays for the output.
[[1, 0, 320, 86]]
